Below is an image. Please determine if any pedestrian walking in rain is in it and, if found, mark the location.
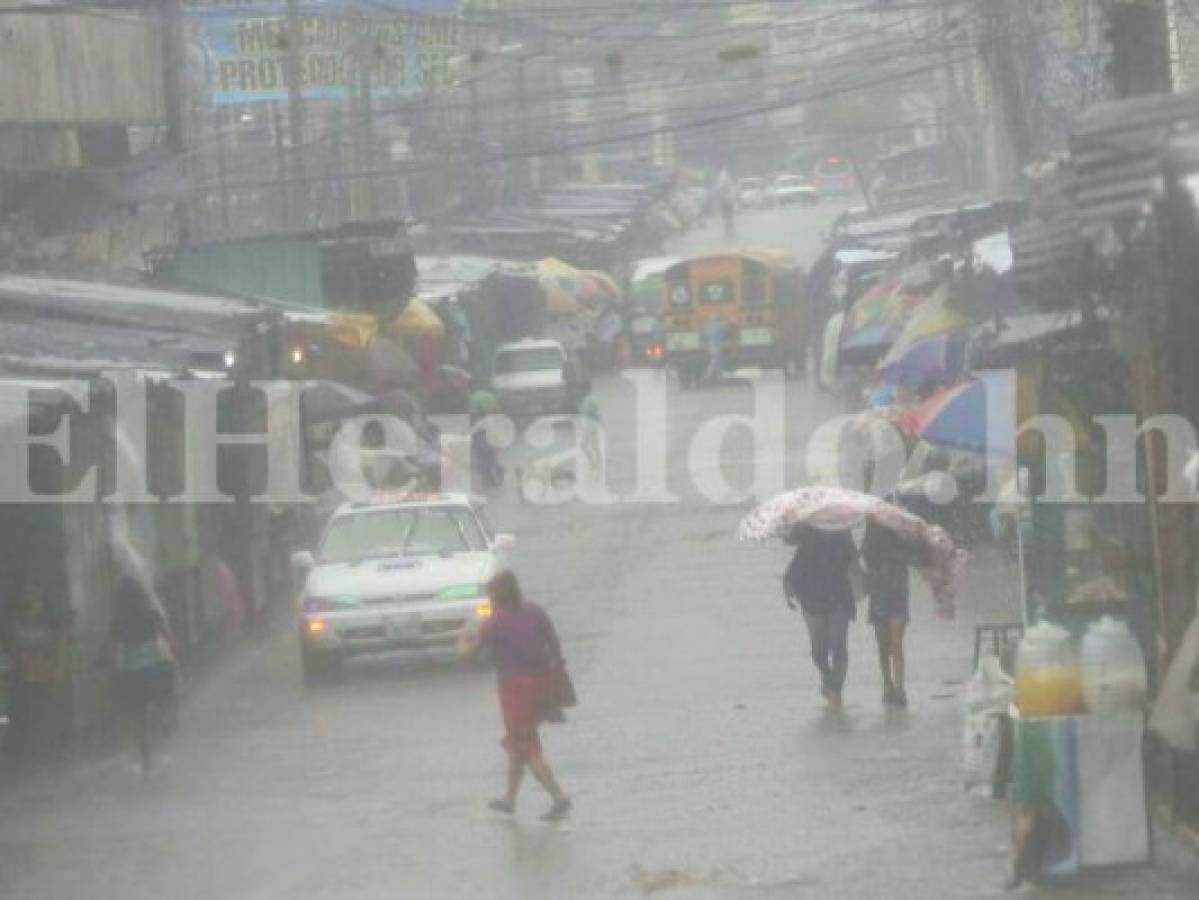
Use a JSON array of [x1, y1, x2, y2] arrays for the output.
[[101, 573, 179, 774], [862, 519, 919, 708], [458, 571, 572, 821], [577, 393, 603, 471], [783, 524, 860, 710], [718, 169, 736, 239], [469, 386, 503, 489], [702, 318, 729, 384]]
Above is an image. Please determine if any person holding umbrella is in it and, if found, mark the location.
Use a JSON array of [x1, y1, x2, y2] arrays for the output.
[[861, 518, 923, 708], [742, 486, 967, 711], [783, 523, 861, 710]]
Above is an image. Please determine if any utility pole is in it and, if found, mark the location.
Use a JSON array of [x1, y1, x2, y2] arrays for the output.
[[201, 50, 232, 233], [940, 5, 978, 190], [285, 0, 308, 228], [514, 52, 529, 197], [354, 14, 377, 220], [162, 0, 192, 244], [271, 102, 290, 227], [979, 0, 1034, 190], [467, 47, 484, 209], [1105, 0, 1173, 98]]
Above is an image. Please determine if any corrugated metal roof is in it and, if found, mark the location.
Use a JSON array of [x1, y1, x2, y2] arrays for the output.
[[0, 314, 230, 380], [0, 275, 269, 336], [1069, 89, 1199, 230], [1009, 211, 1084, 306]]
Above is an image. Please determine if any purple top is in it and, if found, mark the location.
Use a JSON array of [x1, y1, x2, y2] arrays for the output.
[[480, 604, 561, 678]]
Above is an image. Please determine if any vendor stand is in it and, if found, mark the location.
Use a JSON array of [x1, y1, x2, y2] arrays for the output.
[[999, 359, 1158, 884]]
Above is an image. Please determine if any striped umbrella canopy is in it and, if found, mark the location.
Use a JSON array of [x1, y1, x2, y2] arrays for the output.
[[843, 278, 900, 334], [900, 368, 1092, 459], [877, 286, 969, 374], [842, 278, 921, 341], [877, 331, 967, 388], [899, 372, 1015, 457]]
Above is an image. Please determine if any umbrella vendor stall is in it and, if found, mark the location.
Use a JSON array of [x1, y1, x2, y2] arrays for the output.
[[738, 486, 967, 619], [877, 331, 968, 390], [839, 277, 924, 367], [876, 287, 970, 375]]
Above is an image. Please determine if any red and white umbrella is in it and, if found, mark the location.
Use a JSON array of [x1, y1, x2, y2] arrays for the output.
[[738, 486, 967, 618]]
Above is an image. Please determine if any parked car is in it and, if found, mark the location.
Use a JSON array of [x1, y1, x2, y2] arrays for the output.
[[491, 338, 581, 419], [736, 177, 768, 209], [772, 174, 819, 206], [291, 494, 515, 680]]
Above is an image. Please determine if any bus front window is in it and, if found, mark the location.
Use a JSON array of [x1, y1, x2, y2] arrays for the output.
[[700, 281, 734, 305]]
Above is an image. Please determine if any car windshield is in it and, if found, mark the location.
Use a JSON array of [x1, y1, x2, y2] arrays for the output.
[[318, 507, 487, 563], [494, 347, 564, 374]]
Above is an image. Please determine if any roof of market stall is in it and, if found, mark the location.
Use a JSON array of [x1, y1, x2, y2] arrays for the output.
[[0, 274, 270, 336]]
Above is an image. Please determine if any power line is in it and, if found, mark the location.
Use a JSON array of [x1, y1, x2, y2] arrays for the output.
[[200, 45, 981, 190]]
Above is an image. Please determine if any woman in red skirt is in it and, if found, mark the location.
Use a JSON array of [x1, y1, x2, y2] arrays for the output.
[[459, 571, 571, 821]]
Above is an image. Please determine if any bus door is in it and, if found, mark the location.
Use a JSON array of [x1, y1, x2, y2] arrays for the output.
[[662, 263, 699, 359], [737, 259, 775, 352]]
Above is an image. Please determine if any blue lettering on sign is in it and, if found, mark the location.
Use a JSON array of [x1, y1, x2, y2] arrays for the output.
[[192, 0, 461, 105]]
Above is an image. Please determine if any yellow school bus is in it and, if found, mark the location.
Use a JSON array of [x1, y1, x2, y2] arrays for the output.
[[661, 251, 806, 385]]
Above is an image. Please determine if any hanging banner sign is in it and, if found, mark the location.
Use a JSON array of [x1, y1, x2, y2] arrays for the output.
[[190, 0, 461, 105]]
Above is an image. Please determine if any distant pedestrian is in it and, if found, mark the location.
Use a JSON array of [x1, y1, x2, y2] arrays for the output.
[[702, 318, 729, 384], [718, 169, 736, 238], [862, 519, 918, 708], [577, 394, 602, 471], [469, 387, 503, 489], [458, 571, 572, 821], [783, 524, 860, 709]]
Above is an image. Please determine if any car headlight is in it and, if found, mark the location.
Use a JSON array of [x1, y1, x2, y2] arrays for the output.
[[303, 596, 360, 613]]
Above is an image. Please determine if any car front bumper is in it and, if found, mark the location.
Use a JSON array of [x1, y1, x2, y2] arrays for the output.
[[301, 601, 486, 657]]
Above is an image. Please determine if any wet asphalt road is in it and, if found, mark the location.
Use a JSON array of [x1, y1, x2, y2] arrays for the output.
[[3, 204, 1199, 899]]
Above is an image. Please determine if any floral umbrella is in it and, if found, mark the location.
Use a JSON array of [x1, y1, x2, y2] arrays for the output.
[[738, 486, 966, 618]]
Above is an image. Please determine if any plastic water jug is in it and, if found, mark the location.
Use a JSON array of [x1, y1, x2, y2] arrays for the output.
[[1080, 616, 1148, 714], [1014, 621, 1084, 717]]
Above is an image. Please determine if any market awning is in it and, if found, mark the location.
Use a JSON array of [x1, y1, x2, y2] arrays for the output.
[[900, 367, 1092, 458], [0, 274, 269, 336]]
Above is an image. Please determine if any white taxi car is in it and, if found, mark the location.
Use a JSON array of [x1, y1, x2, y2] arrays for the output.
[[291, 494, 515, 680]]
